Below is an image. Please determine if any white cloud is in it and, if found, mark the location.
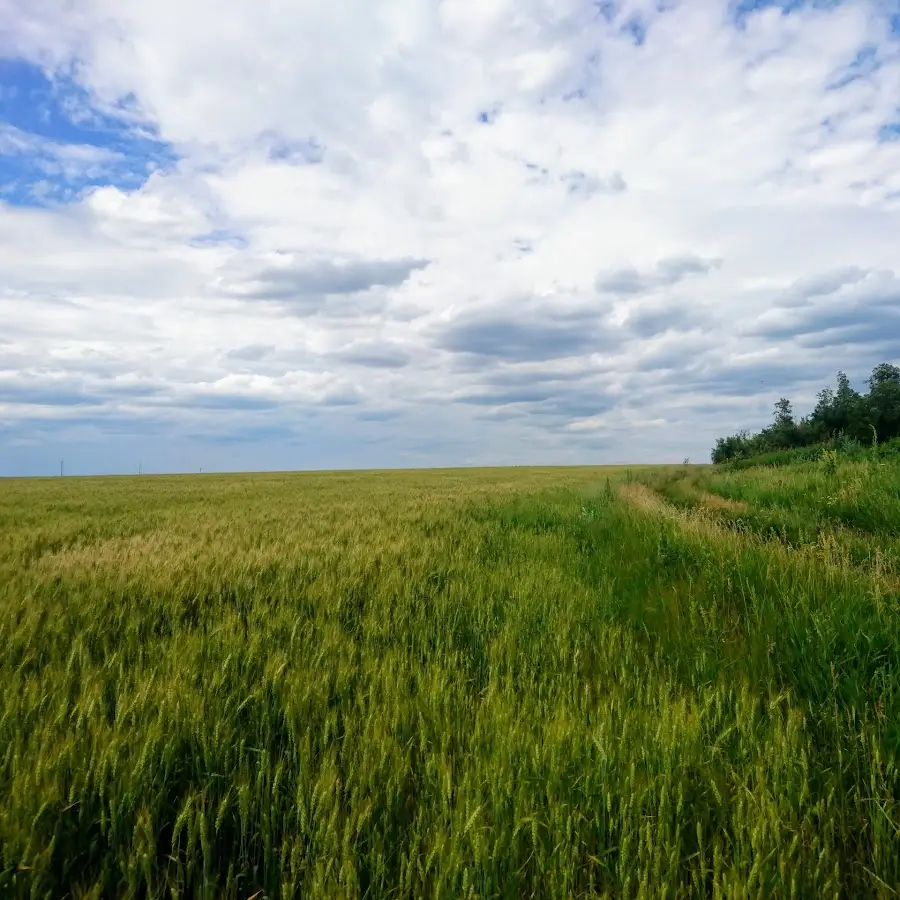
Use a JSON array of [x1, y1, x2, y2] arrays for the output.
[[1, 0, 900, 472]]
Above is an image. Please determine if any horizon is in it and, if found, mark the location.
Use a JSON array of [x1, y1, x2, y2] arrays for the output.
[[0, 460, 678, 480]]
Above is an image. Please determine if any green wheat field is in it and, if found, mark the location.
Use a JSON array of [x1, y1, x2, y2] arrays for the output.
[[1, 460, 898, 898]]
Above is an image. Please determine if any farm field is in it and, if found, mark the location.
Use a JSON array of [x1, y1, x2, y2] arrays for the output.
[[1, 461, 899, 898]]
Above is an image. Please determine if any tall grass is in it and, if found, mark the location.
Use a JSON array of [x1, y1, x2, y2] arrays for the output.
[[0, 466, 898, 897], [655, 453, 900, 545]]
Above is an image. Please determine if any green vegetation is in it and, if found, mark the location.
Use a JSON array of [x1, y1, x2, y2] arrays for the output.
[[712, 362, 900, 463], [1, 463, 898, 897]]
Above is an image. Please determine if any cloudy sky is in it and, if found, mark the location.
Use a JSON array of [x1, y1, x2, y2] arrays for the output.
[[1, 0, 899, 475]]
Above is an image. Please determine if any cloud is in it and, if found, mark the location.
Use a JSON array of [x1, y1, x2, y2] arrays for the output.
[[3, 0, 900, 470], [624, 304, 705, 338], [356, 408, 402, 422], [448, 358, 621, 424], [750, 269, 900, 345], [595, 255, 722, 295], [177, 392, 279, 412], [775, 266, 869, 306], [225, 344, 276, 362], [798, 319, 900, 350], [680, 358, 836, 397], [0, 382, 102, 407], [455, 386, 557, 406], [433, 308, 612, 362], [333, 340, 412, 369], [561, 169, 628, 195], [227, 257, 430, 302], [0, 123, 122, 167]]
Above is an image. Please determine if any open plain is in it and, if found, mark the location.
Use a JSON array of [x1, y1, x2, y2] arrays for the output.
[[1, 460, 899, 897]]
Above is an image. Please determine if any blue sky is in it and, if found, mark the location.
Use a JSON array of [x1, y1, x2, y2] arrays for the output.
[[0, 59, 175, 206], [1, 0, 900, 475]]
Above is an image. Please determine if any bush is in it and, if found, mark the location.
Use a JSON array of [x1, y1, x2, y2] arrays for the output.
[[719, 443, 829, 471]]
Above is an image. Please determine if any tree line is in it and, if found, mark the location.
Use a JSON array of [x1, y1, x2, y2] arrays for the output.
[[711, 362, 900, 463]]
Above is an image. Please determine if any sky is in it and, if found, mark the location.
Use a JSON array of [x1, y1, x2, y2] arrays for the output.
[[1, 0, 899, 475]]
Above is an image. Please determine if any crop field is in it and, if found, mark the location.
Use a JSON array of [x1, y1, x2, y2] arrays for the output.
[[1, 460, 899, 898]]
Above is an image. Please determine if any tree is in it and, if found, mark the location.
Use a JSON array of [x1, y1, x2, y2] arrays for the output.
[[709, 361, 900, 462], [866, 363, 900, 441], [773, 398, 793, 427], [711, 430, 751, 463], [809, 385, 837, 437], [833, 371, 868, 441], [770, 397, 798, 448]]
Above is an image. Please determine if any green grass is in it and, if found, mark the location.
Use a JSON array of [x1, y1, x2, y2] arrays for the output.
[[718, 436, 900, 473], [0, 464, 898, 898]]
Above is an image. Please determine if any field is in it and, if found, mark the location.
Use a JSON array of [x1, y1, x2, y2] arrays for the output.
[[1, 460, 898, 898]]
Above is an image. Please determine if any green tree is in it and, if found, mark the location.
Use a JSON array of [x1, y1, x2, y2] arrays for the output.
[[709, 362, 900, 463], [833, 371, 868, 441], [770, 397, 798, 448], [711, 431, 751, 463], [866, 363, 900, 441], [809, 385, 837, 438]]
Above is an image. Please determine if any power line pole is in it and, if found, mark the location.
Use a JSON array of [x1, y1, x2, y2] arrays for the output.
[[60, 459, 64, 477]]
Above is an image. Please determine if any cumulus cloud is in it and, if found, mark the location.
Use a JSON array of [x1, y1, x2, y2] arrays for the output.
[[225, 344, 276, 362], [226, 257, 430, 302], [333, 340, 412, 369], [623, 304, 706, 338], [0, 381, 102, 407], [2, 0, 900, 471], [595, 255, 722, 295], [433, 310, 612, 362], [749, 268, 900, 354], [777, 266, 870, 306]]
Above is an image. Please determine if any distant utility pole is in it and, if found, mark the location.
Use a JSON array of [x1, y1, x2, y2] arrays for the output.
[[60, 459, 64, 477]]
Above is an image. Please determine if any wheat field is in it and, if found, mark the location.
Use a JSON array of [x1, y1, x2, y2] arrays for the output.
[[1, 462, 898, 898]]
